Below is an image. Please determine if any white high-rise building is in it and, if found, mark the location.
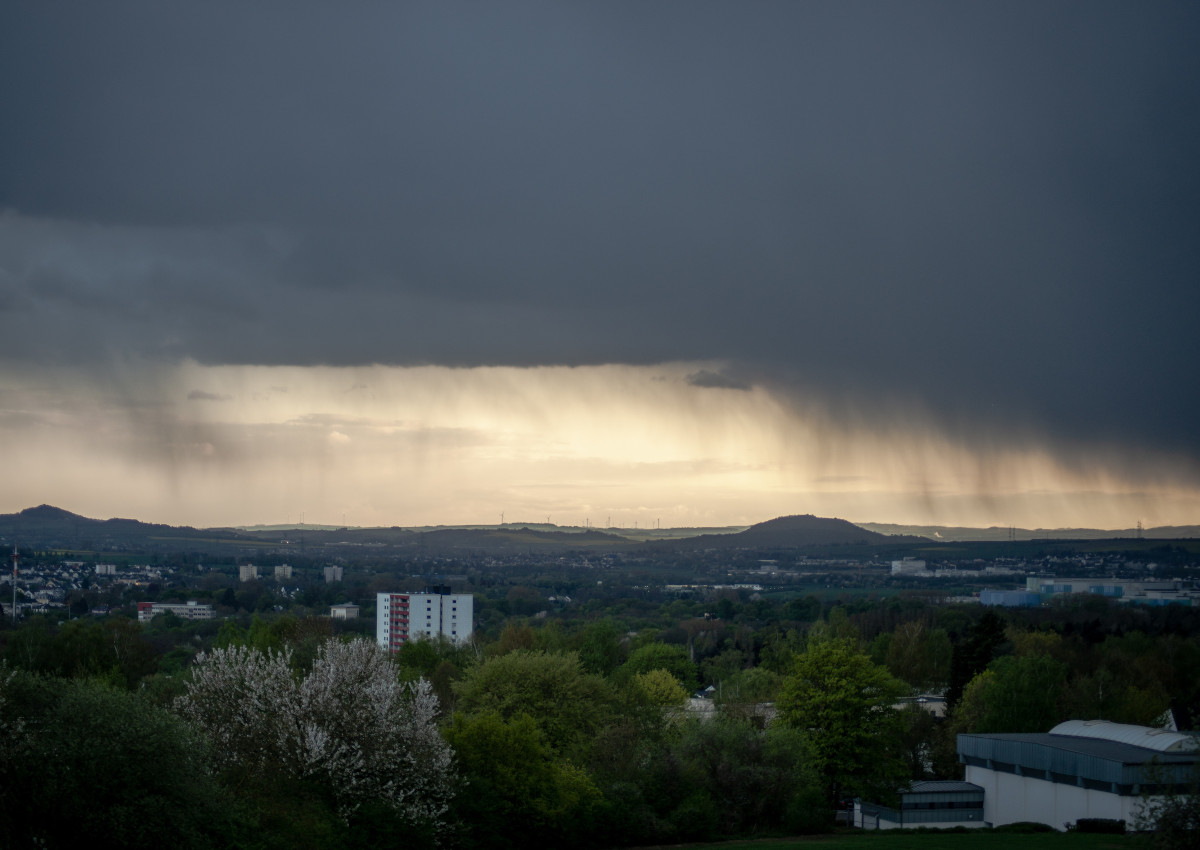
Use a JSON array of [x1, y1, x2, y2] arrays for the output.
[[376, 587, 473, 651]]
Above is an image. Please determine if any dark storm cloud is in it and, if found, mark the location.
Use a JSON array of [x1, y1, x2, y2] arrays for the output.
[[1, 1, 1198, 455]]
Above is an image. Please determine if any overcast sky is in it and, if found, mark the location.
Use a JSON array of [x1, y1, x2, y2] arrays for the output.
[[1, 2, 1197, 529]]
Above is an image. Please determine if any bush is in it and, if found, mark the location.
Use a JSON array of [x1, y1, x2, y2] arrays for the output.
[[1075, 817, 1126, 834], [995, 821, 1056, 833]]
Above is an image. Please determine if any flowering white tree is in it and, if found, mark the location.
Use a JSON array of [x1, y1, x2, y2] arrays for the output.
[[174, 643, 297, 773], [176, 637, 453, 824], [295, 638, 453, 821]]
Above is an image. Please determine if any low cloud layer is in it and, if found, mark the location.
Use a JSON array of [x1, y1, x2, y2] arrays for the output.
[[0, 362, 1195, 529], [1, 3, 1197, 524]]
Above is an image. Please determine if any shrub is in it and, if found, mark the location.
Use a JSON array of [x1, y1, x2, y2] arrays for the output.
[[1075, 817, 1126, 834]]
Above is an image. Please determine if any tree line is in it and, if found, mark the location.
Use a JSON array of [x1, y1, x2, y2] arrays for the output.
[[1, 591, 1198, 848]]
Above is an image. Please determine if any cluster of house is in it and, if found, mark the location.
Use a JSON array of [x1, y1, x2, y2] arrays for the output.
[[857, 719, 1197, 832]]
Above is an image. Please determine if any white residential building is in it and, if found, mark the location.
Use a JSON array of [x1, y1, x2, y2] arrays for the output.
[[274, 564, 293, 580], [324, 565, 344, 583], [238, 564, 259, 582], [376, 588, 473, 651]]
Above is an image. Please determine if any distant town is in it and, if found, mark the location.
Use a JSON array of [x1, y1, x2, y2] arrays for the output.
[[1, 505, 1197, 847]]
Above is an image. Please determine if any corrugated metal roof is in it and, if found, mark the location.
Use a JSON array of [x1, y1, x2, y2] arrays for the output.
[[958, 732, 1197, 787], [908, 780, 983, 793], [1049, 720, 1198, 753]]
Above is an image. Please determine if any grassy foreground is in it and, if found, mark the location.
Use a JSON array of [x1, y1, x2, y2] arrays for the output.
[[640, 829, 1142, 850]]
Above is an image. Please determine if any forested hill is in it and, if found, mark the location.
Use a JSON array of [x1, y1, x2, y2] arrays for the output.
[[658, 514, 918, 551], [8, 505, 1195, 558], [0, 504, 225, 548]]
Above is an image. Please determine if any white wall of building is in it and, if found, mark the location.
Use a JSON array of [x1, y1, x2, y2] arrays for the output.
[[376, 592, 473, 651], [376, 592, 393, 647], [965, 765, 1140, 829]]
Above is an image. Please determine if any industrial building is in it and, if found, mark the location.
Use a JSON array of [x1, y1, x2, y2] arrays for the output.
[[983, 578, 1199, 608], [890, 558, 929, 576], [856, 780, 986, 829], [376, 587, 473, 651], [958, 720, 1198, 830], [136, 600, 215, 623]]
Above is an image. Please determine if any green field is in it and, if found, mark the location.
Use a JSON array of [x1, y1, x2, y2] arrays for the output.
[[642, 830, 1141, 850]]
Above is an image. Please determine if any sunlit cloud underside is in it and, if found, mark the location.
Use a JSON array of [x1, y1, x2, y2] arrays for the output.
[[1, 362, 1195, 530]]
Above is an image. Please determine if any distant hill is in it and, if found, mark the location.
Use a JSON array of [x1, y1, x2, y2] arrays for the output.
[[0, 504, 245, 550], [857, 522, 1200, 542], [662, 514, 910, 550], [415, 526, 631, 552], [3, 504, 1193, 557]]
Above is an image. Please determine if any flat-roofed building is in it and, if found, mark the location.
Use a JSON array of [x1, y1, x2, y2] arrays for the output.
[[137, 600, 215, 623], [856, 781, 986, 829], [376, 587, 472, 651], [958, 720, 1198, 830]]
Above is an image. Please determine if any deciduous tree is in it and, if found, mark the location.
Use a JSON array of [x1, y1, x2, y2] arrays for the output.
[[453, 649, 612, 755], [177, 638, 453, 826], [777, 639, 908, 808]]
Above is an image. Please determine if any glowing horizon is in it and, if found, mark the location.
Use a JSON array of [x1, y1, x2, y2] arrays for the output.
[[0, 361, 1195, 531]]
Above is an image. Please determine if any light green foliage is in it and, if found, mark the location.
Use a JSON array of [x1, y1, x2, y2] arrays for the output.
[[631, 668, 689, 707], [452, 649, 613, 754], [619, 642, 698, 691], [951, 668, 995, 733], [777, 638, 908, 806]]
